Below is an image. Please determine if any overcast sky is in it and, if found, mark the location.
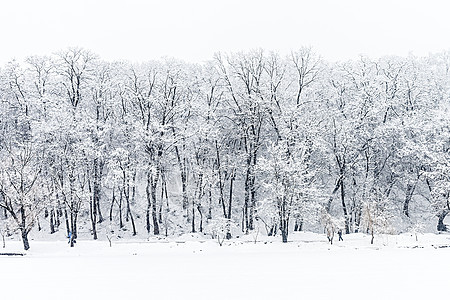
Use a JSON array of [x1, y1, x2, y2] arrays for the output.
[[1, 0, 449, 64]]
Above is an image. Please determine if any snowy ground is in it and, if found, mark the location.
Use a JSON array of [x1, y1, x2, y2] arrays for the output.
[[1, 232, 450, 300]]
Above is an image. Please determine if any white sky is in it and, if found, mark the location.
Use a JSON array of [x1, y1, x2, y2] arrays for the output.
[[0, 0, 449, 64]]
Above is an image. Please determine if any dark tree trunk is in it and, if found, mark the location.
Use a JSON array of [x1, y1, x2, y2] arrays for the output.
[[69, 207, 77, 247], [93, 104, 103, 225], [109, 188, 115, 222], [64, 207, 70, 238], [249, 157, 256, 231], [268, 225, 274, 236], [197, 205, 203, 233], [131, 169, 136, 205], [191, 201, 196, 233], [146, 174, 151, 233], [96, 198, 103, 223], [437, 210, 449, 232], [21, 230, 30, 251], [158, 179, 165, 224], [352, 202, 362, 233], [50, 209, 55, 234], [56, 198, 62, 228], [244, 160, 251, 233], [243, 151, 256, 232], [151, 174, 159, 235], [207, 185, 212, 220], [192, 173, 204, 233], [403, 183, 414, 218], [181, 170, 188, 211], [294, 218, 303, 232], [97, 160, 104, 223], [280, 196, 289, 243], [226, 172, 235, 240], [340, 175, 350, 234], [216, 141, 227, 220], [241, 208, 245, 233], [68, 173, 78, 244], [74, 215, 78, 239], [20, 206, 30, 250], [129, 208, 137, 236], [125, 185, 136, 236], [91, 158, 99, 239], [71, 210, 78, 240], [281, 225, 288, 243], [173, 128, 188, 211], [89, 179, 98, 240], [118, 189, 123, 229], [70, 233, 75, 247]]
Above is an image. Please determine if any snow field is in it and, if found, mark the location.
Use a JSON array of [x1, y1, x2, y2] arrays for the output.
[[1, 232, 450, 300]]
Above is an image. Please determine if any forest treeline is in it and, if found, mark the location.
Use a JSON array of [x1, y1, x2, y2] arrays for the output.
[[0, 48, 448, 250]]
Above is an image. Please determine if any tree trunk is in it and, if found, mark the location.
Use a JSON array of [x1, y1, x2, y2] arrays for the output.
[[109, 188, 115, 222], [191, 201, 196, 233], [403, 183, 414, 218], [56, 199, 62, 228], [91, 157, 100, 239], [226, 172, 235, 240], [64, 207, 70, 238], [340, 175, 350, 234], [21, 230, 30, 251], [129, 208, 137, 236], [244, 160, 251, 233], [172, 128, 188, 212], [181, 170, 188, 211], [243, 151, 256, 232], [151, 173, 160, 235], [355, 206, 362, 233], [125, 185, 136, 236], [158, 178, 165, 224], [118, 189, 123, 229], [280, 198, 289, 243], [146, 173, 151, 233], [97, 160, 104, 223], [249, 157, 256, 231], [197, 205, 203, 233], [131, 169, 136, 205], [69, 208, 76, 247], [437, 210, 449, 232], [50, 208, 55, 234], [216, 141, 227, 220], [89, 180, 98, 240], [96, 198, 103, 223], [281, 226, 288, 243], [71, 210, 78, 240], [20, 205, 30, 250], [207, 185, 212, 220], [90, 205, 97, 240], [192, 172, 204, 233], [294, 218, 303, 231]]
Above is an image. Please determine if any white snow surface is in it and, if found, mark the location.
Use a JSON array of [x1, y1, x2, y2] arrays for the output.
[[1, 232, 450, 300]]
